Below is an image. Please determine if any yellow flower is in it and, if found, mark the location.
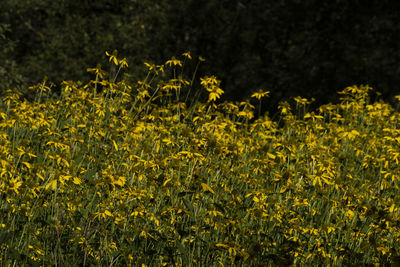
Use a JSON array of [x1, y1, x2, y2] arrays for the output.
[[86, 64, 107, 78], [165, 57, 182, 67], [105, 50, 119, 65], [119, 58, 129, 68], [251, 89, 270, 100], [208, 88, 224, 102], [237, 110, 254, 119], [200, 76, 224, 102], [182, 51, 192, 60], [293, 96, 314, 105], [278, 101, 291, 115], [9, 178, 23, 194], [45, 179, 57, 191], [72, 177, 83, 185]]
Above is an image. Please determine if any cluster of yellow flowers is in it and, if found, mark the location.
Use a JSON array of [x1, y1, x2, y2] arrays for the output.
[[0, 51, 399, 265]]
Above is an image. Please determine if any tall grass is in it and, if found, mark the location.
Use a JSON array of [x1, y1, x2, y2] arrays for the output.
[[0, 51, 400, 266]]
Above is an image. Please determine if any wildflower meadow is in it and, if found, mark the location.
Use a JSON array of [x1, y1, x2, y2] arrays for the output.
[[1, 51, 400, 266]]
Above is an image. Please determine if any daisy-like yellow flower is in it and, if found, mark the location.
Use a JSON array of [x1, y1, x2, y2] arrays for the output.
[[251, 89, 270, 100], [165, 56, 183, 67], [105, 50, 119, 65]]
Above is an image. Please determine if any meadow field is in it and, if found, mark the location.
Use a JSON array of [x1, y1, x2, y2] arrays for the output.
[[0, 52, 400, 266]]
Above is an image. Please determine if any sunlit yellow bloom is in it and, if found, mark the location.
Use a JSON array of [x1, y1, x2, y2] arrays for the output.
[[251, 89, 270, 100], [106, 50, 119, 65], [165, 57, 182, 67], [119, 58, 129, 68]]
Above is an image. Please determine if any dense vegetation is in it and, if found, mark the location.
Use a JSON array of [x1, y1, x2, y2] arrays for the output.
[[0, 53, 400, 265]]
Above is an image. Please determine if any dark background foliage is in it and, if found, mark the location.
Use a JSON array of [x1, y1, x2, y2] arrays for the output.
[[1, 0, 399, 115]]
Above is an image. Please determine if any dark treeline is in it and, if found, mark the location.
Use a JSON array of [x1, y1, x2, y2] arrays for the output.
[[1, 0, 400, 115]]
